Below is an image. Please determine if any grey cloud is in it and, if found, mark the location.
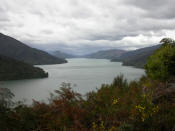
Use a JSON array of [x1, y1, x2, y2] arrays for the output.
[[0, 8, 9, 22], [124, 0, 175, 19], [86, 33, 132, 41], [88, 34, 127, 41], [0, 0, 175, 55], [40, 30, 54, 35], [0, 16, 9, 22]]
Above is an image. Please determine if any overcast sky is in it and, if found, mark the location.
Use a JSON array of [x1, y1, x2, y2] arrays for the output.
[[0, 0, 175, 55]]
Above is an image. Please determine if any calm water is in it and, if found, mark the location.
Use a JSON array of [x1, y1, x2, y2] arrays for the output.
[[1, 58, 145, 104]]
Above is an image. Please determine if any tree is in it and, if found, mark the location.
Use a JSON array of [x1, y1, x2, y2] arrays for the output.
[[160, 38, 175, 46], [0, 88, 14, 108], [145, 38, 175, 81]]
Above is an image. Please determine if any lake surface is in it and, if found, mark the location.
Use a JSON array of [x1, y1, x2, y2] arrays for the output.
[[1, 58, 145, 104]]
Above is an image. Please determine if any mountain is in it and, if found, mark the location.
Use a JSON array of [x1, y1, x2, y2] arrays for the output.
[[111, 44, 161, 68], [83, 49, 127, 59], [0, 33, 67, 65], [51, 50, 76, 59], [0, 55, 48, 81]]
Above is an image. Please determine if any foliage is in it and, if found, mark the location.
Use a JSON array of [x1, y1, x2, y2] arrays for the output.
[[160, 38, 175, 46], [0, 75, 174, 131], [145, 38, 175, 81], [0, 88, 14, 108]]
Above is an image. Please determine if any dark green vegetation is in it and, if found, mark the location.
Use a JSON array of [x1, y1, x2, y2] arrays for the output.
[[111, 44, 161, 68], [52, 50, 77, 59], [0, 55, 48, 81], [84, 49, 126, 59], [145, 38, 175, 81], [0, 33, 67, 65], [0, 38, 175, 130]]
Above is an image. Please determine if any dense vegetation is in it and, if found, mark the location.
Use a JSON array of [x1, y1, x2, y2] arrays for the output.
[[0, 55, 48, 81], [0, 33, 67, 65], [145, 38, 175, 81], [0, 38, 175, 130], [111, 44, 161, 68]]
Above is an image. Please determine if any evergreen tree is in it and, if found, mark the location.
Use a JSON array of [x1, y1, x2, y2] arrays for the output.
[[145, 38, 175, 81]]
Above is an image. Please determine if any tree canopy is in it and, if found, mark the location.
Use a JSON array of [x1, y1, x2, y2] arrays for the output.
[[145, 38, 175, 81]]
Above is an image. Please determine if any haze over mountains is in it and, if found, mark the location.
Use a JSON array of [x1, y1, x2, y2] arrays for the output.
[[0, 33, 67, 65], [51, 51, 77, 59], [32, 39, 161, 68], [83, 49, 127, 59]]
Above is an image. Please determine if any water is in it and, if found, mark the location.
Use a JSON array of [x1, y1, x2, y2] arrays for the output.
[[0, 58, 145, 104]]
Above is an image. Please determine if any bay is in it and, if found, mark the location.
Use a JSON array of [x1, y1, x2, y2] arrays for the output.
[[1, 58, 145, 104]]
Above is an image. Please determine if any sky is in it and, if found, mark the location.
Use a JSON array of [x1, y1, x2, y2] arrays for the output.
[[0, 0, 175, 55]]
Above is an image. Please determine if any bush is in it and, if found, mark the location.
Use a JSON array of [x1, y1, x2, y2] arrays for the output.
[[0, 76, 175, 130]]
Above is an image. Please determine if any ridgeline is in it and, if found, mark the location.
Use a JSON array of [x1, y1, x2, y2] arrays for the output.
[[0, 33, 67, 65]]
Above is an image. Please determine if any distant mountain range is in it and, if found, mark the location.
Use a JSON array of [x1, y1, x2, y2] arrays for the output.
[[83, 49, 127, 59], [0, 55, 48, 81], [111, 44, 161, 68], [84, 44, 161, 68], [51, 50, 77, 59], [0, 33, 161, 69], [0, 33, 67, 65]]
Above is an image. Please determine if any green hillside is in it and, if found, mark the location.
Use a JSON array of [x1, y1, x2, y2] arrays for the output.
[[0, 55, 48, 81], [111, 44, 161, 68]]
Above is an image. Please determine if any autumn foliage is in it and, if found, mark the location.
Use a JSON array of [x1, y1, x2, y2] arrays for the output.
[[0, 75, 175, 131]]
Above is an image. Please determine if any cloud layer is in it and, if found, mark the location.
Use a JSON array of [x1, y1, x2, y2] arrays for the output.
[[0, 0, 175, 54]]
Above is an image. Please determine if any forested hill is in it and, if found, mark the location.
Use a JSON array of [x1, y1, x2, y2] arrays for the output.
[[0, 33, 67, 65], [111, 44, 161, 68], [83, 49, 127, 59], [0, 55, 48, 81]]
